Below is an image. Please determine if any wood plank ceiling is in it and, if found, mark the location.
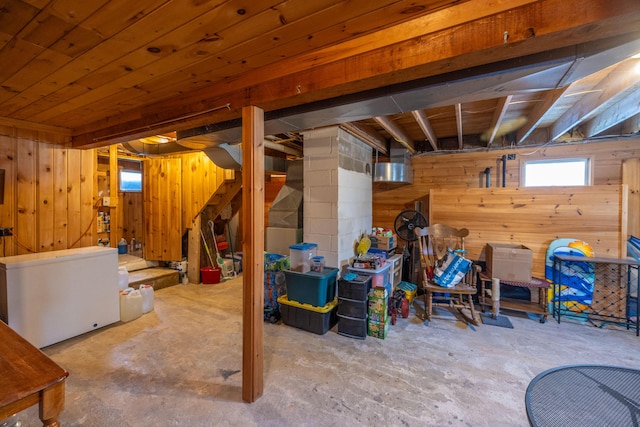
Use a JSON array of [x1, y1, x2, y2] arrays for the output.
[[1, 0, 639, 156]]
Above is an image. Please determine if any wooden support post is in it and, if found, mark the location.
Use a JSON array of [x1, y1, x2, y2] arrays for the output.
[[188, 215, 202, 284], [241, 105, 264, 403], [108, 145, 119, 248]]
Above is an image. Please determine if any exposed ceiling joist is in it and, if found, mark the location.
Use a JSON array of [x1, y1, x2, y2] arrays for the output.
[[485, 96, 513, 149], [373, 116, 415, 154], [340, 122, 388, 155], [411, 110, 438, 152], [582, 85, 640, 137], [516, 87, 569, 144], [621, 112, 640, 134], [455, 103, 463, 149], [551, 60, 640, 141]]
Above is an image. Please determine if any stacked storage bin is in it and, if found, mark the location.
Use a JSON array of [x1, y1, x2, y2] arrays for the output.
[[368, 287, 390, 339], [337, 274, 372, 339], [280, 244, 339, 334], [347, 262, 392, 295]]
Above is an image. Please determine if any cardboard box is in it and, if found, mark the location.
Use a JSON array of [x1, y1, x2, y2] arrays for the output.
[[486, 243, 532, 283], [369, 234, 396, 250], [367, 318, 390, 339]]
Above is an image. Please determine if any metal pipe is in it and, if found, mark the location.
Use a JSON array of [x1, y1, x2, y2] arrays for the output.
[[484, 167, 491, 188], [501, 155, 507, 187]]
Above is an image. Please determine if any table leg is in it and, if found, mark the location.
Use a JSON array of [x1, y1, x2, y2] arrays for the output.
[[491, 278, 500, 319], [39, 381, 65, 427]]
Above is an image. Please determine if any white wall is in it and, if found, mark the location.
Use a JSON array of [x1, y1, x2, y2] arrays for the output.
[[302, 126, 372, 270]]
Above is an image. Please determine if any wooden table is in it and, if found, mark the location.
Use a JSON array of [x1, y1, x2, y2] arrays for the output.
[[478, 272, 550, 322], [0, 321, 69, 427]]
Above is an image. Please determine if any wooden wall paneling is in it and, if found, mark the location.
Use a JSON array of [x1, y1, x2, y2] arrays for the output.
[[16, 135, 37, 254], [143, 157, 182, 261], [374, 139, 640, 239], [122, 192, 144, 244], [81, 149, 96, 248], [429, 185, 625, 279], [37, 142, 54, 252], [66, 150, 82, 248], [622, 158, 640, 240], [143, 158, 157, 258], [0, 129, 16, 256], [53, 147, 68, 250]]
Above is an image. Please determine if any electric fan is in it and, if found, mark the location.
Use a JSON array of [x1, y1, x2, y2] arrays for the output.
[[394, 209, 428, 286], [394, 209, 428, 242]]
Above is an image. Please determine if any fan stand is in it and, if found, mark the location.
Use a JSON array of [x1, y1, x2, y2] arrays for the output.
[[393, 209, 428, 285]]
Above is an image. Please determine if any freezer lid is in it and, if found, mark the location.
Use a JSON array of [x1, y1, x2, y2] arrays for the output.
[[0, 246, 118, 269]]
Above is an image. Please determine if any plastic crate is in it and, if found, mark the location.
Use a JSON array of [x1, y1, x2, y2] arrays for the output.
[[337, 297, 367, 319], [347, 263, 391, 289], [396, 281, 418, 303], [337, 314, 367, 339], [338, 275, 371, 300], [277, 295, 337, 335], [283, 267, 338, 307]]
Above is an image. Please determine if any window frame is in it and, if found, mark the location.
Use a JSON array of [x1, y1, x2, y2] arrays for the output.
[[521, 157, 591, 187], [119, 169, 143, 192]]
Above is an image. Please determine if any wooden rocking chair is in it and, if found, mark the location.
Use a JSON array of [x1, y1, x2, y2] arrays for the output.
[[416, 224, 480, 326]]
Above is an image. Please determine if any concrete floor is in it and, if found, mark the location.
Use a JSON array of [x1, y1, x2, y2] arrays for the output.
[[15, 275, 640, 426]]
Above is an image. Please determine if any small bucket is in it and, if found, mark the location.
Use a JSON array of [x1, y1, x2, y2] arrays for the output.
[[201, 266, 221, 284]]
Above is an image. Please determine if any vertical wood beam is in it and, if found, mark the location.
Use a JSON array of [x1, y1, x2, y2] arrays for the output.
[[109, 145, 119, 248], [188, 215, 202, 284], [241, 105, 264, 403]]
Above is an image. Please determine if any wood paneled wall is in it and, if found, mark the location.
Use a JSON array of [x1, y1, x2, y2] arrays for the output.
[[0, 126, 95, 255], [373, 138, 640, 274], [430, 186, 626, 278], [143, 157, 182, 261], [374, 139, 640, 227]]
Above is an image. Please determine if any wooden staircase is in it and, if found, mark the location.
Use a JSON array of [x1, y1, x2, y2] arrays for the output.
[[205, 172, 242, 220]]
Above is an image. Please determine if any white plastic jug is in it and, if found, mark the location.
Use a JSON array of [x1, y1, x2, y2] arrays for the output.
[[119, 288, 142, 322], [139, 284, 155, 313], [118, 266, 129, 290]]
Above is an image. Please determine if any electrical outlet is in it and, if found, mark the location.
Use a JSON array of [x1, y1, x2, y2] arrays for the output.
[[507, 154, 516, 160], [0, 227, 13, 237]]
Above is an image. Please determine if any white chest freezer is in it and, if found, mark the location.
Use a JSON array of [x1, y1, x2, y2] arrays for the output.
[[0, 246, 120, 348]]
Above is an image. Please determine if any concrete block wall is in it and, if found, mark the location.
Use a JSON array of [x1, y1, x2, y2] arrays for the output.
[[302, 126, 372, 270]]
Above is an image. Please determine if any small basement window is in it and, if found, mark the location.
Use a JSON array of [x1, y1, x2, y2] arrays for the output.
[[120, 170, 142, 192], [523, 158, 590, 187]]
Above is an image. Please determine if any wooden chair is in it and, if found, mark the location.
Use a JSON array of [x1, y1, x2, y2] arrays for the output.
[[416, 224, 480, 326]]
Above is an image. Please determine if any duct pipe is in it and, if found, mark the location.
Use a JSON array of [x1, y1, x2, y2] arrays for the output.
[[501, 155, 507, 187], [484, 168, 491, 188]]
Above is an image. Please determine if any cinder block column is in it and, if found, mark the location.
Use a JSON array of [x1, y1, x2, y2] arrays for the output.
[[302, 126, 372, 271]]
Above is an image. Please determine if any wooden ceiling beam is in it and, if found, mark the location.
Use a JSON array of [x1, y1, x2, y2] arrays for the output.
[[621, 112, 640, 134], [516, 87, 569, 144], [373, 116, 415, 154], [582, 85, 640, 137], [550, 60, 640, 141], [340, 122, 388, 155], [455, 103, 463, 150], [411, 110, 438, 152], [485, 95, 512, 149], [71, 0, 640, 148]]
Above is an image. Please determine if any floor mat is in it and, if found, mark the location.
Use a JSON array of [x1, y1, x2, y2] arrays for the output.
[[481, 313, 514, 328]]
